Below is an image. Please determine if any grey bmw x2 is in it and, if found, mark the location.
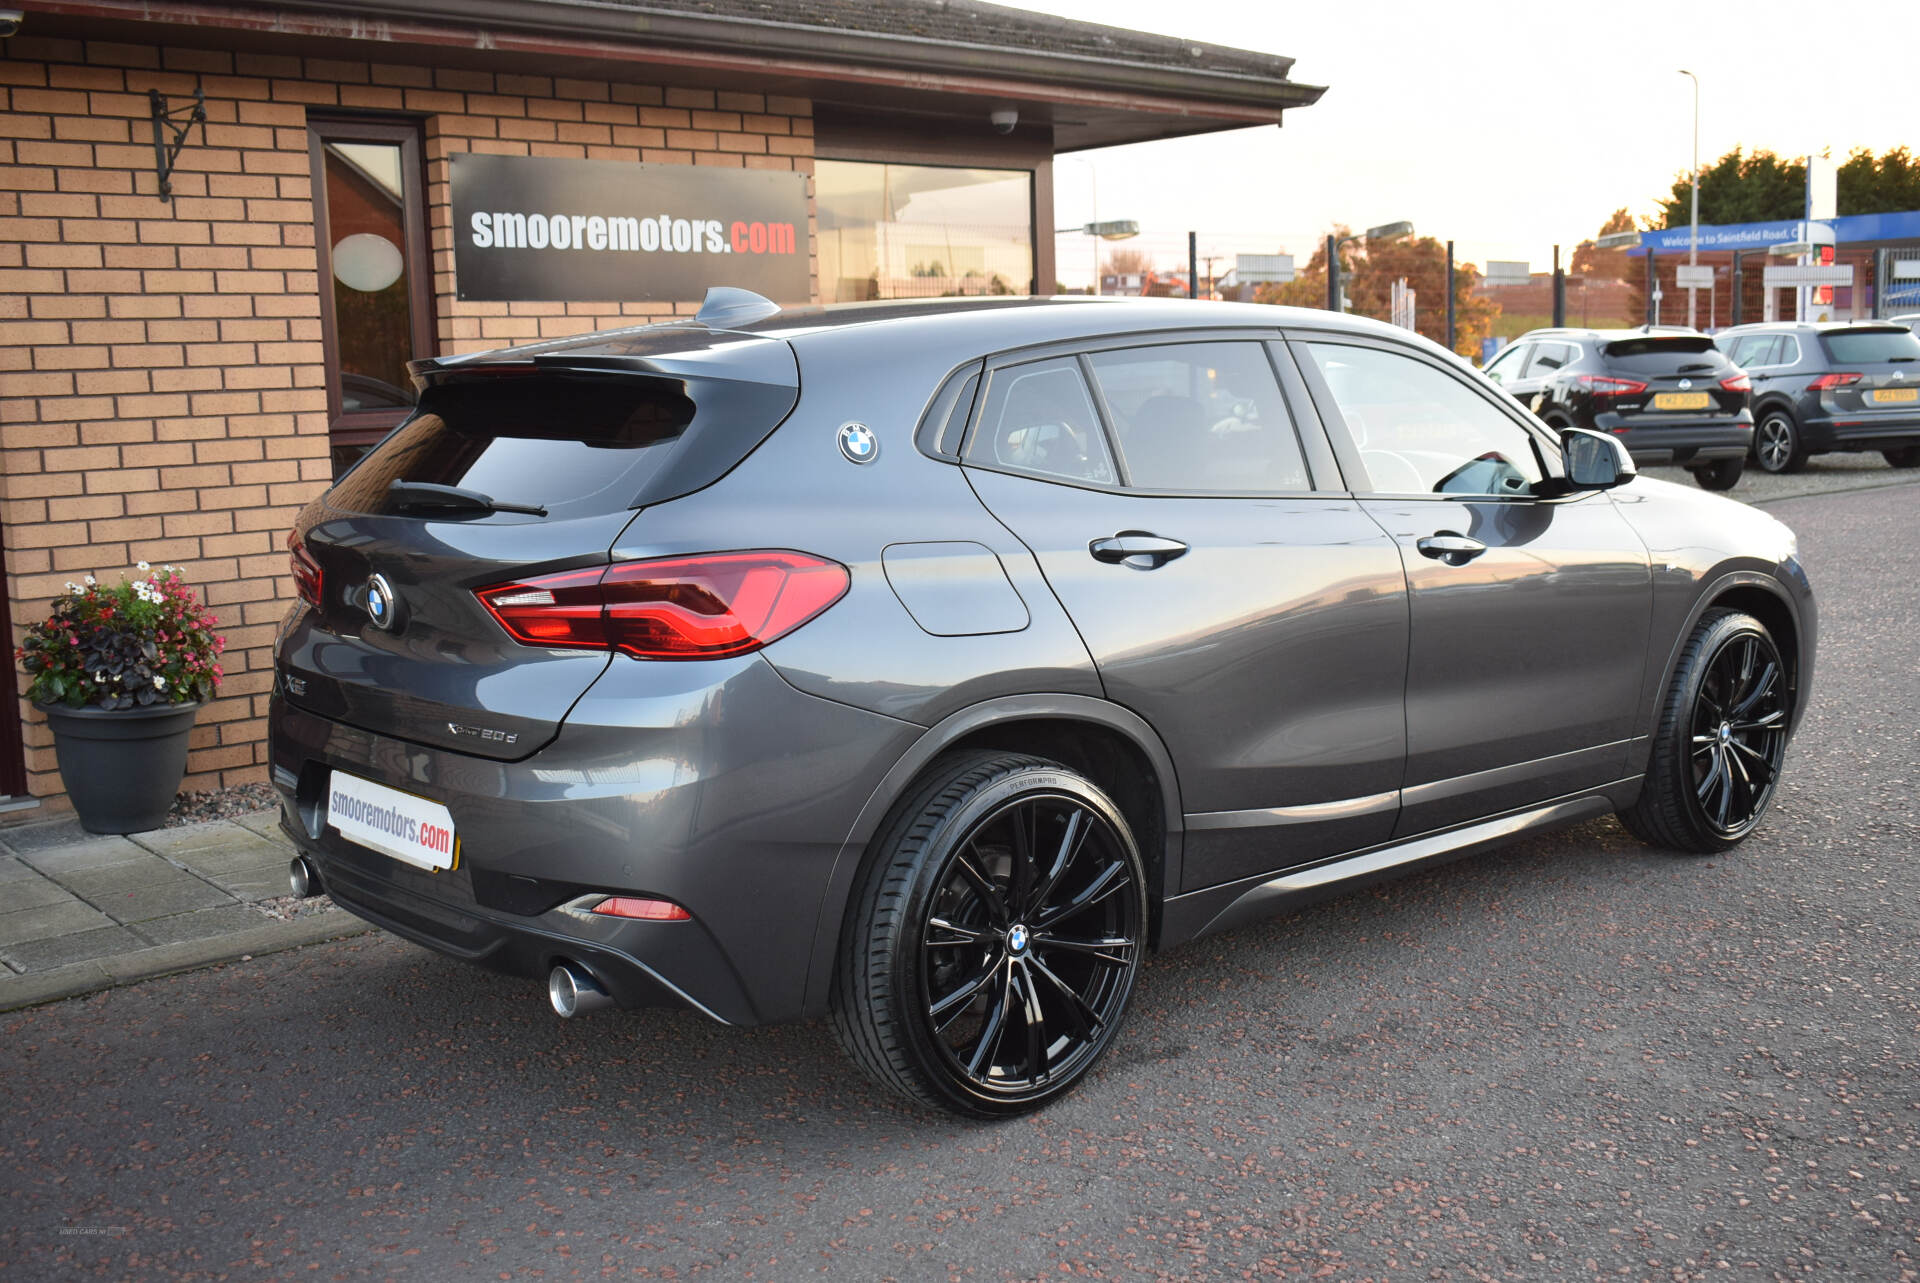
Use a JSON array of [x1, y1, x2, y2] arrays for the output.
[[271, 291, 1815, 1117]]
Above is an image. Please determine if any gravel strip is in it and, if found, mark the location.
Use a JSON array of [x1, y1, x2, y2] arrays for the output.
[[162, 782, 277, 827]]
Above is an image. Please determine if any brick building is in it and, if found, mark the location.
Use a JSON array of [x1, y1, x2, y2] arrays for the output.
[[0, 0, 1321, 814]]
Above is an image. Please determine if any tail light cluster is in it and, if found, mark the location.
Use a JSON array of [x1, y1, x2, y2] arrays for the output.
[[287, 529, 323, 608], [477, 550, 850, 660], [1577, 375, 1648, 397], [1808, 372, 1862, 391], [1719, 373, 1752, 393]]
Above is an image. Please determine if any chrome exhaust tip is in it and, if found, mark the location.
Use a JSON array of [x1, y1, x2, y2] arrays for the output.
[[288, 855, 320, 898], [548, 962, 613, 1019]]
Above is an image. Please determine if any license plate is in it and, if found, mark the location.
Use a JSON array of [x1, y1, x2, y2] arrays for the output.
[[1653, 391, 1711, 410], [326, 770, 458, 872], [1873, 387, 1918, 404]]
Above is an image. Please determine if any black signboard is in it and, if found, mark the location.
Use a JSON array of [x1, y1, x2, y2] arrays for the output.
[[450, 154, 811, 303]]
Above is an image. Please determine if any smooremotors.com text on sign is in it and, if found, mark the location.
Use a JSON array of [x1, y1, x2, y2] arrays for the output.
[[450, 154, 810, 303]]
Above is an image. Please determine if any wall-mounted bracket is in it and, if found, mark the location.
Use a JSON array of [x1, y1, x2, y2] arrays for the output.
[[148, 79, 206, 203]]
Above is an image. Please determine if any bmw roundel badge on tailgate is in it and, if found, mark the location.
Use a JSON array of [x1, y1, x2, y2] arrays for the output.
[[837, 421, 879, 465]]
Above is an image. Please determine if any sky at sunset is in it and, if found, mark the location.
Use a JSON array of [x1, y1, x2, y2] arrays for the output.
[[1025, 0, 1915, 285]]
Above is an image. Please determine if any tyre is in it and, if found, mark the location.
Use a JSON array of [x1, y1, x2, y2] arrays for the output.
[[1619, 609, 1792, 854], [1753, 410, 1807, 474], [831, 751, 1148, 1118], [1883, 446, 1920, 469], [1691, 457, 1745, 491]]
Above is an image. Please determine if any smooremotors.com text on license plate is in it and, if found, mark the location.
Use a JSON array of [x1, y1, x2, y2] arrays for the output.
[[326, 770, 458, 871]]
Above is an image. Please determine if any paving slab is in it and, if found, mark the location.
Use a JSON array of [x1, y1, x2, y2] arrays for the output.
[[132, 904, 266, 947], [12, 834, 152, 875], [95, 876, 238, 925], [231, 807, 297, 850], [0, 898, 116, 947], [0, 854, 47, 883], [0, 816, 122, 856], [132, 820, 268, 861], [154, 833, 292, 878], [1, 923, 147, 972], [48, 856, 192, 901], [0, 872, 81, 913], [209, 866, 298, 903]]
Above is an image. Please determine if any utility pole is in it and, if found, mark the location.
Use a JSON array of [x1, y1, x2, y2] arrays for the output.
[[1552, 244, 1565, 328], [1680, 69, 1700, 328], [1188, 230, 1198, 301], [1445, 240, 1456, 354], [1326, 234, 1339, 312], [1200, 254, 1224, 300]]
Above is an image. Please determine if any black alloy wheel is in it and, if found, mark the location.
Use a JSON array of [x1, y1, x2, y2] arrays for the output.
[[1753, 411, 1806, 474], [1620, 609, 1792, 853], [833, 752, 1147, 1117]]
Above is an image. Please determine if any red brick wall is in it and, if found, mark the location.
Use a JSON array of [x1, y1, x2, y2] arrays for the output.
[[0, 34, 816, 810]]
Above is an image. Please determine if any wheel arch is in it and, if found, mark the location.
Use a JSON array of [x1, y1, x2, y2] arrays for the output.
[[1646, 571, 1808, 751], [800, 694, 1185, 1016]]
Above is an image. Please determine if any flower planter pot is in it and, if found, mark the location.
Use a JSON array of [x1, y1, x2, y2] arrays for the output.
[[37, 700, 202, 834]]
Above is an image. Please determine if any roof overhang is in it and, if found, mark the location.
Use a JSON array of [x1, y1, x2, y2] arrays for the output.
[[23, 0, 1324, 152]]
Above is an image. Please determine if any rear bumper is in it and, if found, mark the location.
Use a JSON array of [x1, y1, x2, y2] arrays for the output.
[[268, 654, 921, 1026], [1800, 410, 1920, 452], [1603, 415, 1753, 466]]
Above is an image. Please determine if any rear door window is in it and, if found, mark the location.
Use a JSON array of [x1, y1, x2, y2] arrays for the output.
[[1084, 341, 1310, 493], [1525, 342, 1576, 375], [964, 357, 1116, 485], [1823, 328, 1920, 363]]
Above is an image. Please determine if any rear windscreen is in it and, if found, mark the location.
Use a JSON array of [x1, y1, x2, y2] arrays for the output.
[[1600, 337, 1729, 375], [329, 372, 792, 518], [1823, 328, 1920, 363]]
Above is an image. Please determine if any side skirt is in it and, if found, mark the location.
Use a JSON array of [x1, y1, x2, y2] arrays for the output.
[[1158, 775, 1643, 948]]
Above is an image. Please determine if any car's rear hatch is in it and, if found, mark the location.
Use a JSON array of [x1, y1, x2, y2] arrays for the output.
[[278, 326, 799, 761], [1814, 325, 1920, 416], [1600, 335, 1745, 420]]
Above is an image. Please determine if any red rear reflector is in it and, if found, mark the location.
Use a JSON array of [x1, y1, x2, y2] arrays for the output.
[[476, 551, 850, 660], [288, 528, 323, 608], [1808, 372, 1862, 390], [591, 896, 691, 921], [1719, 373, 1750, 392], [1577, 374, 1648, 396]]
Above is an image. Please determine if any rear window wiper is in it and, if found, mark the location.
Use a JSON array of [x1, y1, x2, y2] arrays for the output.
[[387, 480, 547, 517]]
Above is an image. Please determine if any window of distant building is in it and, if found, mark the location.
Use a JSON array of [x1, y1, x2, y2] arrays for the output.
[[816, 161, 1033, 303]]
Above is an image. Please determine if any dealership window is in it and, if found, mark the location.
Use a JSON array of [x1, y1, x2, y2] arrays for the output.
[[308, 118, 436, 476], [816, 161, 1033, 302]]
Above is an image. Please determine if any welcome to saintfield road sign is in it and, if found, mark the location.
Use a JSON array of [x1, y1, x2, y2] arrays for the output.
[[450, 154, 811, 303]]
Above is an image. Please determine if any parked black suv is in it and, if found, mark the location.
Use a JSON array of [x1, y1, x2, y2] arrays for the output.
[[1483, 327, 1753, 489], [1715, 322, 1920, 472]]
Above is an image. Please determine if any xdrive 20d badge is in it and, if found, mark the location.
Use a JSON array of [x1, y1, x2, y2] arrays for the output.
[[272, 291, 1815, 1116]]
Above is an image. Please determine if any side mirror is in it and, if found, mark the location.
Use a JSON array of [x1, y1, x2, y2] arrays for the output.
[[1560, 427, 1636, 490]]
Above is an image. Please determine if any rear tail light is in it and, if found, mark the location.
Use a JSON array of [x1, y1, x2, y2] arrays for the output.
[[288, 528, 323, 608], [1808, 372, 1862, 390], [591, 895, 692, 921], [477, 550, 850, 660], [1719, 373, 1751, 392], [1577, 374, 1648, 397]]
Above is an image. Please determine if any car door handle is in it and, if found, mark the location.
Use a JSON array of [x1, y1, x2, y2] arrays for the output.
[[1415, 532, 1487, 565], [1089, 531, 1190, 569]]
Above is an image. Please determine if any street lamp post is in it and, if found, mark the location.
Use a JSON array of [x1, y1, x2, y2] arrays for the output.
[[1327, 220, 1412, 313], [1679, 69, 1700, 328], [1054, 219, 1140, 295]]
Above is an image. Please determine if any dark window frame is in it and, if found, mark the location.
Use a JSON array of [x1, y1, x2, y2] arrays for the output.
[[0, 513, 24, 796], [307, 115, 436, 464]]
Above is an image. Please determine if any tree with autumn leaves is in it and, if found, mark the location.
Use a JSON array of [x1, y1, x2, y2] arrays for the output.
[[1251, 227, 1500, 358]]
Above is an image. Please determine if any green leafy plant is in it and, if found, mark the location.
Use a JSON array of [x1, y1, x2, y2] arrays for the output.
[[16, 563, 225, 710]]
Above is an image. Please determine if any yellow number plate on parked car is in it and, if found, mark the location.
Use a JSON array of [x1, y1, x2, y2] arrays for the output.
[[1653, 392, 1712, 410], [1872, 387, 1918, 404]]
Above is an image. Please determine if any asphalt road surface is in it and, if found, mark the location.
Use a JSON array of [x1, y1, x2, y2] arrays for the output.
[[5, 482, 1917, 1281]]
